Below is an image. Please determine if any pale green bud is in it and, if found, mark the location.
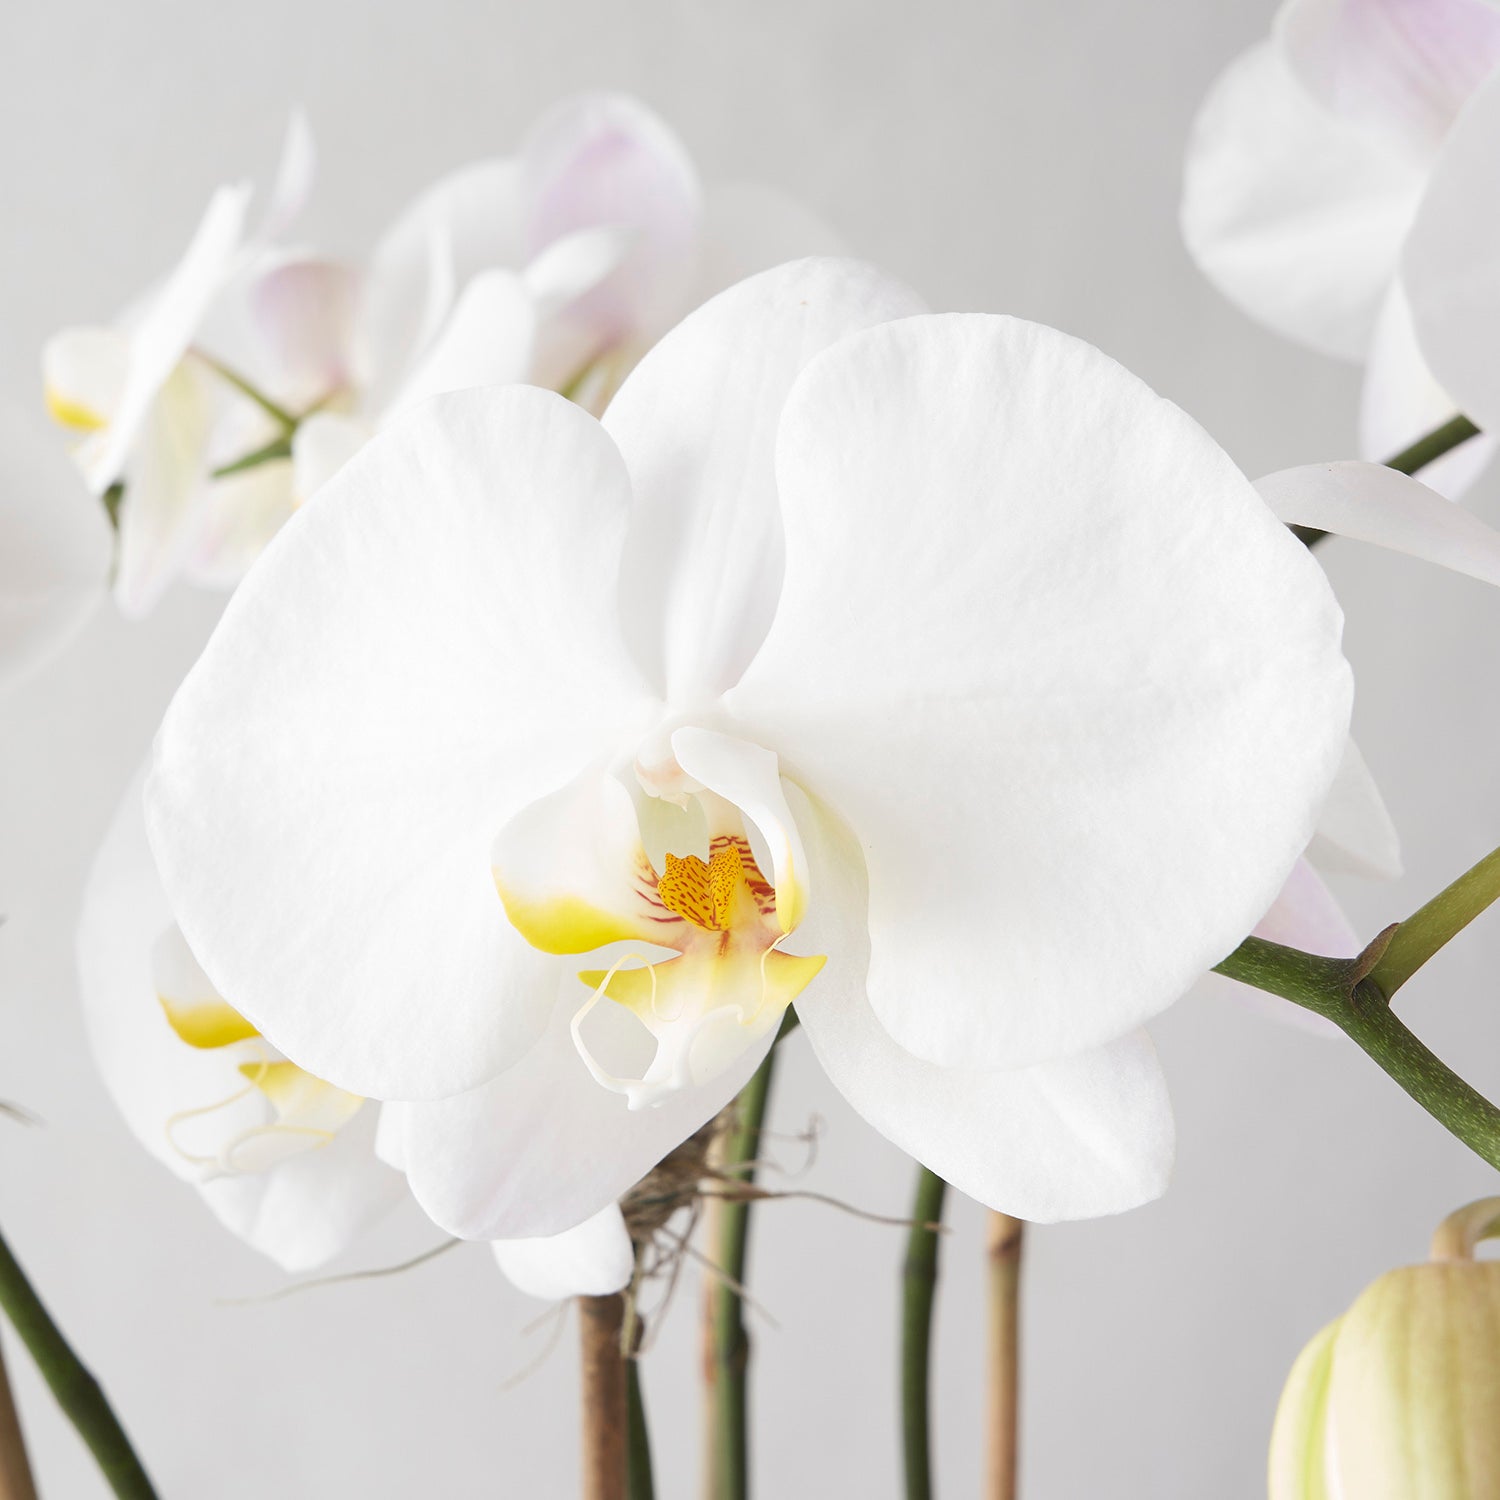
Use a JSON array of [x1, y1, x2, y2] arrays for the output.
[[1270, 1198, 1500, 1500]]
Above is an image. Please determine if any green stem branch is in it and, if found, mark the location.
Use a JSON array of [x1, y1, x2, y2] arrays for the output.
[[704, 1024, 786, 1500], [902, 1166, 947, 1500], [1384, 414, 1482, 477], [0, 1225, 156, 1499]]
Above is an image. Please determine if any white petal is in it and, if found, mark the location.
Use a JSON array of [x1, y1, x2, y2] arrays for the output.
[[520, 92, 701, 350], [199, 1106, 405, 1273], [670, 726, 808, 931], [385, 269, 536, 418], [790, 785, 1175, 1221], [1256, 460, 1500, 585], [112, 360, 217, 619], [43, 327, 129, 430], [606, 257, 926, 704], [147, 387, 654, 1100], [1277, 0, 1500, 154], [251, 107, 316, 246], [356, 159, 521, 398], [89, 182, 252, 492], [391, 987, 770, 1239], [1404, 67, 1500, 432], [180, 459, 299, 590], [521, 225, 636, 321], [245, 256, 358, 406], [693, 182, 846, 304], [290, 412, 372, 502], [1305, 738, 1402, 881], [0, 402, 110, 691], [1359, 282, 1494, 498], [491, 1204, 634, 1300], [1181, 40, 1423, 359], [731, 314, 1351, 1071], [1254, 855, 1362, 956]]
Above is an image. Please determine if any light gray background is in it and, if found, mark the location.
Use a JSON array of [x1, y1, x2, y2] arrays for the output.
[[3, 2, 1499, 1495]]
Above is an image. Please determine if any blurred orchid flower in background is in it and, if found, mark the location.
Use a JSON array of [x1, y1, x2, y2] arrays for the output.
[[291, 91, 841, 500], [143, 256, 1359, 1242], [1181, 0, 1500, 496], [42, 112, 318, 616], [0, 400, 112, 693]]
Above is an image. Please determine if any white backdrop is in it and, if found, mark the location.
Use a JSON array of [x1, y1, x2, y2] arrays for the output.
[[4, 1, 1500, 1495]]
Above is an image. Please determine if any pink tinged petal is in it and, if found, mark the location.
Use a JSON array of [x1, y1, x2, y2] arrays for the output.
[[521, 225, 636, 321], [491, 1204, 634, 1300], [1254, 856, 1362, 956], [1359, 283, 1495, 499], [180, 459, 299, 590], [112, 359, 217, 619], [789, 786, 1175, 1221], [1181, 40, 1423, 360], [520, 93, 702, 351], [355, 159, 521, 398], [389, 989, 773, 1240], [1256, 460, 1500, 585], [1307, 738, 1401, 881], [0, 403, 110, 691], [385, 269, 536, 418], [290, 412, 373, 502], [1404, 67, 1500, 432], [693, 183, 846, 306], [1276, 0, 1500, 153], [89, 182, 252, 493], [606, 257, 927, 705], [731, 314, 1352, 1072], [146, 387, 655, 1101], [668, 726, 808, 932], [246, 257, 359, 404]]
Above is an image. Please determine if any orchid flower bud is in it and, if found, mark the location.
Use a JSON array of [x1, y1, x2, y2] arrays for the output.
[[1270, 1197, 1500, 1499]]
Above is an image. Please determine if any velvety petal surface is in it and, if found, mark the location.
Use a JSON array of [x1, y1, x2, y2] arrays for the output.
[[1404, 67, 1500, 432], [1182, 40, 1423, 359], [789, 785, 1175, 1220], [1256, 460, 1500, 585], [491, 1204, 634, 1300], [606, 257, 926, 704], [732, 314, 1351, 1071], [0, 403, 110, 691], [147, 387, 654, 1099], [387, 986, 771, 1239]]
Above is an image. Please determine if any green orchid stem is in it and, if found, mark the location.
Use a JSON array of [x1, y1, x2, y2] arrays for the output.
[[626, 1358, 654, 1500], [0, 1225, 156, 1499], [1294, 411, 1483, 548], [1215, 934, 1500, 1171], [705, 1017, 795, 1500], [195, 354, 297, 431], [1384, 413, 1482, 477], [902, 1166, 948, 1500], [211, 433, 293, 480]]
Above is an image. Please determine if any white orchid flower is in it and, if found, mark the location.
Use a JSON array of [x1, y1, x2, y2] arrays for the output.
[[0, 401, 112, 693], [1181, 0, 1500, 495], [79, 769, 405, 1272], [42, 112, 322, 617], [292, 91, 840, 502], [144, 257, 1358, 1242], [83, 763, 640, 1299]]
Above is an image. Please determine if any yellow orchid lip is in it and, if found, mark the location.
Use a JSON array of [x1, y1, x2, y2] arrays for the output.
[[44, 384, 108, 432]]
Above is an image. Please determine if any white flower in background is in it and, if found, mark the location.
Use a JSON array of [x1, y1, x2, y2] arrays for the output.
[[0, 400, 112, 692], [42, 112, 320, 617], [81, 767, 636, 1296], [1181, 0, 1500, 496], [145, 257, 1361, 1241], [291, 91, 841, 501]]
